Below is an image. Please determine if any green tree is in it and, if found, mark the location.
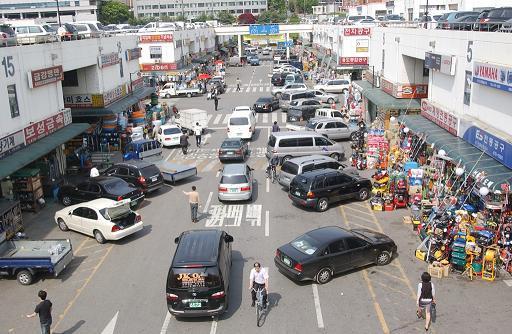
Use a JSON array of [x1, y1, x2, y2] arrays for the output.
[[98, 0, 133, 24], [217, 11, 236, 25], [257, 10, 287, 23], [268, 0, 287, 12], [295, 0, 319, 14], [288, 13, 301, 24], [195, 13, 214, 22]]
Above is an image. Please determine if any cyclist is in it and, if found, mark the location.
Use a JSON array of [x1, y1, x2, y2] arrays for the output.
[[249, 262, 269, 308], [266, 155, 279, 179]]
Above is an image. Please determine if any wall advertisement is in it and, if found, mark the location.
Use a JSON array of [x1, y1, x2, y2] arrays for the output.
[[420, 99, 458, 136], [473, 61, 512, 93]]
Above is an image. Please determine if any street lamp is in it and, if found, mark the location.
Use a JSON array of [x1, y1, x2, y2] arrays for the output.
[[55, 0, 61, 26]]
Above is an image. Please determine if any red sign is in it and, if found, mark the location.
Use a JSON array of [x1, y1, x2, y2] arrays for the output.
[[24, 109, 72, 145], [381, 77, 428, 99], [29, 65, 63, 88], [421, 99, 458, 136], [139, 34, 173, 43], [344, 27, 371, 36], [339, 57, 368, 65], [140, 63, 177, 72]]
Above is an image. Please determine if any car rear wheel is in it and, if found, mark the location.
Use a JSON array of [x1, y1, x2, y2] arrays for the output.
[[17, 270, 33, 285], [61, 196, 72, 206], [358, 188, 369, 201], [329, 153, 340, 161], [57, 219, 69, 231], [275, 93, 282, 99], [187, 93, 192, 98], [94, 230, 106, 244], [376, 251, 392, 265], [316, 268, 332, 284], [316, 198, 329, 212], [350, 132, 357, 141], [165, 94, 171, 98], [327, 98, 334, 104], [342, 89, 348, 94]]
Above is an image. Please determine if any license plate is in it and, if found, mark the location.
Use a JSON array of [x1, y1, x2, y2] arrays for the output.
[[294, 191, 300, 196], [189, 302, 202, 308], [227, 151, 234, 155], [229, 188, 239, 193], [131, 200, 138, 206], [151, 176, 157, 182], [283, 257, 291, 267], [236, 133, 242, 136]]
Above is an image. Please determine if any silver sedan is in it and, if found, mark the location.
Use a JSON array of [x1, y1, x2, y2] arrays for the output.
[[313, 89, 340, 104], [218, 163, 254, 202]]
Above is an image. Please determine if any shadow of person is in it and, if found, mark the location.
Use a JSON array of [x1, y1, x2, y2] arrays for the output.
[[54, 319, 85, 334]]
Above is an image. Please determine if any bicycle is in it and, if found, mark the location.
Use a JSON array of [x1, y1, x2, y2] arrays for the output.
[[266, 164, 277, 184], [252, 287, 267, 327]]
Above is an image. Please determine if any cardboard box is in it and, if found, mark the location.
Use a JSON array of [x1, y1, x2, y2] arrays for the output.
[[428, 264, 443, 279], [403, 216, 412, 224], [442, 263, 450, 277]]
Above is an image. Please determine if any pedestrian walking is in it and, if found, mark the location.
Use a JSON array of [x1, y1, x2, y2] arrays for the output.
[[236, 77, 241, 92], [271, 121, 280, 132], [183, 186, 201, 223], [26, 290, 52, 334], [194, 122, 202, 147], [417, 272, 436, 331], [180, 132, 189, 155], [214, 94, 219, 111]]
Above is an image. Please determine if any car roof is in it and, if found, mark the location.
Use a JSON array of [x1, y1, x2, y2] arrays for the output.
[[256, 96, 272, 101], [112, 160, 155, 169], [222, 163, 248, 175], [160, 123, 180, 129], [308, 117, 345, 123], [89, 176, 123, 184], [222, 137, 242, 143], [69, 198, 118, 209], [306, 226, 353, 244], [286, 155, 336, 165], [173, 229, 223, 266], [270, 130, 317, 138]]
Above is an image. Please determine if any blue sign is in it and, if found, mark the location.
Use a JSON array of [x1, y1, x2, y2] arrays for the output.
[[277, 40, 293, 48], [473, 61, 512, 93], [462, 126, 512, 169], [249, 24, 280, 35]]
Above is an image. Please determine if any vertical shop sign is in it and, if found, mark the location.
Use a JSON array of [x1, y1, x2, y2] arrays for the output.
[[0, 130, 25, 158]]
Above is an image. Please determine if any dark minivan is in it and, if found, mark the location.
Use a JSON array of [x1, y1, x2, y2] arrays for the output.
[[166, 229, 234, 317], [103, 160, 164, 193]]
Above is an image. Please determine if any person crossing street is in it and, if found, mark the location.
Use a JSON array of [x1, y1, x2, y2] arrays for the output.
[[194, 122, 202, 147], [214, 94, 219, 111], [236, 77, 241, 92]]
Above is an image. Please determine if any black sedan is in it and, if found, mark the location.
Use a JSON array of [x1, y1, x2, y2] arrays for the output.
[[271, 73, 287, 86], [253, 96, 279, 112], [218, 138, 248, 162], [275, 226, 397, 284], [58, 176, 144, 208]]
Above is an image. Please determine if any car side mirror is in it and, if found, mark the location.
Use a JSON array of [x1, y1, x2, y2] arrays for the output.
[[224, 234, 234, 243], [174, 237, 180, 244], [68, 211, 72, 215]]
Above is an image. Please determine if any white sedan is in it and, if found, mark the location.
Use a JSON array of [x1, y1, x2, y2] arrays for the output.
[[157, 124, 183, 147], [54, 198, 144, 244], [314, 79, 351, 94]]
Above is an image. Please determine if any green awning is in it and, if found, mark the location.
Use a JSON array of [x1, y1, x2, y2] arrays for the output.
[[401, 115, 512, 191], [352, 80, 375, 92], [0, 123, 89, 180], [363, 88, 421, 110], [71, 87, 155, 117]]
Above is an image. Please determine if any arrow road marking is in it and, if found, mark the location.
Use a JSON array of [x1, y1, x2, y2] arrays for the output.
[[101, 311, 119, 334]]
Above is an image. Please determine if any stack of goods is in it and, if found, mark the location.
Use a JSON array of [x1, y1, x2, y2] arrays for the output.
[[366, 129, 389, 169], [100, 115, 121, 151], [11, 168, 44, 212], [130, 110, 146, 128], [0, 199, 23, 239], [408, 168, 424, 204]]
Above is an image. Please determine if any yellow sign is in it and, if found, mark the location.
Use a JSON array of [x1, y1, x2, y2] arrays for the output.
[[245, 34, 285, 42], [91, 94, 104, 108], [356, 39, 369, 53]]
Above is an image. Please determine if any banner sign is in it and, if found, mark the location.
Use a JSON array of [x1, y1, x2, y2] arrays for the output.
[[344, 27, 371, 36], [473, 61, 512, 93], [462, 125, 512, 169], [103, 84, 127, 107], [64, 94, 103, 108], [0, 130, 25, 159], [421, 99, 458, 136], [28, 65, 63, 88], [24, 109, 72, 145], [381, 78, 428, 99], [249, 24, 279, 35], [98, 52, 120, 68], [424, 52, 456, 76], [125, 48, 142, 61], [140, 63, 177, 71], [339, 57, 368, 65], [139, 34, 173, 43]]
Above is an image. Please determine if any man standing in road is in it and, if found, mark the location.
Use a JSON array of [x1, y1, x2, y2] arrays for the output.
[[214, 94, 219, 111], [26, 290, 52, 334], [194, 122, 202, 147], [272, 121, 280, 132], [182, 186, 201, 223], [236, 77, 241, 92]]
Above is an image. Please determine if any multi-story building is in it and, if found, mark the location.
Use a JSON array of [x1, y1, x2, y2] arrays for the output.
[[0, 0, 97, 22], [133, 0, 268, 19]]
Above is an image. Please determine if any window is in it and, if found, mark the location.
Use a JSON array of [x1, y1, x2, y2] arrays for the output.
[[315, 137, 333, 146], [297, 137, 313, 147], [333, 111, 342, 118], [346, 237, 367, 249], [312, 176, 325, 189], [325, 174, 340, 187], [338, 174, 353, 184], [72, 207, 86, 217], [75, 1, 80, 6], [62, 70, 78, 87], [29, 26, 43, 33], [84, 208, 98, 220], [160, 4, 166, 8], [325, 122, 336, 129], [89, 184, 101, 193], [16, 27, 29, 34], [237, 9, 243, 13], [302, 163, 315, 173], [336, 122, 348, 129], [77, 183, 89, 191], [145, 5, 151, 9], [278, 138, 297, 147], [117, 167, 129, 176], [328, 240, 347, 253], [150, 46, 162, 59], [220, 175, 248, 184], [152, 5, 158, 9], [198, 3, 205, 7], [8, 85, 19, 118]]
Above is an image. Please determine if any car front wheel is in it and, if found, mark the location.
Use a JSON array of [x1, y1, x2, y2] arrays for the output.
[[358, 188, 369, 201], [376, 251, 392, 265], [57, 219, 69, 231], [316, 268, 332, 284], [329, 153, 340, 161], [17, 270, 33, 285], [327, 98, 334, 104], [316, 197, 329, 212], [61, 195, 72, 206]]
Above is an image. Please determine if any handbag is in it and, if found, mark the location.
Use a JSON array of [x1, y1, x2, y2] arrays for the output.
[[430, 302, 437, 323]]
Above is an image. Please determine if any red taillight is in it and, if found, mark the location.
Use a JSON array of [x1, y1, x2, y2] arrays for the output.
[[307, 191, 315, 199], [111, 225, 121, 232], [166, 293, 178, 301], [241, 186, 251, 191], [117, 195, 123, 201], [211, 291, 225, 299], [135, 214, 141, 223], [294, 263, 303, 272], [219, 187, 228, 192], [138, 176, 146, 184]]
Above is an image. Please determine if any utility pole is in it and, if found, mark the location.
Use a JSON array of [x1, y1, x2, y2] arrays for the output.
[[55, 0, 61, 26]]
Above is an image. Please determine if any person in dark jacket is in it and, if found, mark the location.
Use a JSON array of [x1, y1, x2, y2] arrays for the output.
[[214, 95, 219, 111], [180, 133, 189, 154], [417, 272, 436, 331], [26, 290, 52, 334]]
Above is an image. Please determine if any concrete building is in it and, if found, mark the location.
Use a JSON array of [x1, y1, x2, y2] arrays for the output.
[[133, 0, 268, 19], [0, 0, 97, 22]]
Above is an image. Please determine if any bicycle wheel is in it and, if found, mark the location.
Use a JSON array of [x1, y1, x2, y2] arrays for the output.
[[256, 304, 261, 327]]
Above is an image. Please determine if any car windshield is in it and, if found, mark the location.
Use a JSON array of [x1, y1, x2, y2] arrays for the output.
[[306, 121, 318, 129], [102, 179, 127, 193], [220, 175, 248, 184], [257, 98, 271, 103], [291, 234, 319, 255], [140, 165, 161, 178], [221, 140, 241, 148], [229, 117, 249, 125], [281, 161, 299, 175], [163, 127, 182, 135], [268, 135, 276, 147]]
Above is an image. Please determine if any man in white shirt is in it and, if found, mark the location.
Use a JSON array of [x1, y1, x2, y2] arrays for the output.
[[248, 262, 269, 308], [193, 122, 202, 147]]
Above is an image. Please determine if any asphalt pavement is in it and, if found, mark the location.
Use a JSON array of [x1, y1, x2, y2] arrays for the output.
[[2, 58, 512, 334]]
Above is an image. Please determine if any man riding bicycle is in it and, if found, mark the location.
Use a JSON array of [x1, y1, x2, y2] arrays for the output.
[[266, 155, 279, 178], [249, 262, 269, 308]]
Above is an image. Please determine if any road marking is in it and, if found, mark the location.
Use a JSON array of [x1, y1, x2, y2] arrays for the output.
[[343, 206, 375, 216], [101, 311, 119, 334], [160, 312, 172, 334], [210, 318, 218, 334], [271, 112, 277, 123], [312, 284, 325, 329], [216, 170, 220, 178], [504, 279, 512, 287], [252, 87, 257, 92], [246, 87, 251, 93], [225, 87, 232, 93], [202, 133, 212, 146], [371, 268, 409, 282], [265, 210, 269, 236], [52, 244, 114, 332], [266, 178, 270, 192], [222, 114, 230, 124], [256, 113, 261, 123], [203, 191, 213, 214], [362, 269, 390, 334], [260, 86, 263, 92], [281, 113, 287, 123], [266, 86, 270, 92], [165, 149, 176, 162], [203, 160, 219, 172], [213, 114, 222, 125], [207, 114, 213, 125], [262, 113, 268, 123]]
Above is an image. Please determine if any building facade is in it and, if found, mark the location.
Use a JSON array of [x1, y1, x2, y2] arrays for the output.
[[0, 0, 97, 22]]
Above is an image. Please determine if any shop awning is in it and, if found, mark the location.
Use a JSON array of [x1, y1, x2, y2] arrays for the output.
[[0, 123, 89, 180], [363, 87, 421, 110], [401, 115, 512, 191], [71, 87, 155, 117], [352, 80, 375, 92]]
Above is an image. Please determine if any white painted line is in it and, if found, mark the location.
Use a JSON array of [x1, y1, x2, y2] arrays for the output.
[[208, 126, 272, 130], [504, 279, 512, 287], [281, 112, 287, 123], [222, 114, 230, 124], [210, 319, 218, 334], [312, 284, 325, 329], [203, 191, 213, 214], [266, 178, 270, 193], [267, 126, 271, 139], [202, 133, 211, 146], [246, 87, 251, 93], [260, 86, 263, 92], [271, 112, 277, 123], [202, 160, 219, 172], [215, 170, 220, 178], [165, 149, 176, 161], [266, 86, 270, 92], [252, 87, 257, 93], [256, 113, 261, 123], [160, 312, 172, 334], [265, 210, 270, 237], [207, 114, 213, 125], [225, 88, 231, 94], [101, 311, 119, 334], [262, 113, 268, 123], [213, 114, 222, 125]]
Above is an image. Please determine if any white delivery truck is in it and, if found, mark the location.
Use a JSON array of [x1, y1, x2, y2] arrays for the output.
[[174, 109, 208, 135], [158, 82, 202, 98]]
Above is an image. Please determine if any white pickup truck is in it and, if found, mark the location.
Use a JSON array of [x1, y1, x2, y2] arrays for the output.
[[158, 82, 202, 98], [175, 108, 208, 135]]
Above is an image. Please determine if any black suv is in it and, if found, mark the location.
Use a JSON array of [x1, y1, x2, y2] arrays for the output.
[[271, 72, 287, 86], [103, 161, 164, 194], [475, 7, 512, 31], [289, 169, 371, 212]]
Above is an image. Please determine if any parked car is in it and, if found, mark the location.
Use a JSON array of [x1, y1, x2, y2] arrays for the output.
[[305, 118, 359, 140], [210, 76, 226, 88], [167, 229, 233, 317], [218, 163, 254, 202], [249, 56, 260, 66], [0, 24, 16, 47], [49, 23, 80, 40], [436, 11, 480, 29], [288, 169, 371, 212], [157, 124, 183, 147], [280, 91, 316, 112], [272, 83, 308, 98], [274, 226, 397, 284], [210, 81, 225, 94], [312, 90, 339, 104], [218, 138, 248, 162], [315, 108, 345, 119], [253, 96, 279, 112], [271, 72, 288, 86], [475, 7, 512, 31], [102, 160, 164, 193], [54, 198, 144, 244], [314, 79, 351, 94], [284, 73, 303, 85], [287, 99, 323, 124], [382, 14, 404, 21], [345, 15, 374, 24], [58, 176, 144, 208], [279, 155, 357, 189], [472, 9, 491, 31], [11, 22, 58, 44], [262, 47, 271, 55], [449, 14, 480, 30], [498, 18, 512, 32]]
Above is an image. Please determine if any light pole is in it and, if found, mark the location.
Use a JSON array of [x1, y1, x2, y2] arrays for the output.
[[55, 0, 61, 26]]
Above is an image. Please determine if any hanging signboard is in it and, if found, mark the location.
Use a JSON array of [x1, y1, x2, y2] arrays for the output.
[[24, 109, 72, 145], [140, 63, 177, 71], [473, 61, 512, 93], [461, 125, 512, 169], [424, 52, 456, 76], [139, 34, 173, 43], [0, 130, 25, 159], [103, 84, 127, 107], [248, 24, 279, 35], [420, 99, 458, 136], [28, 65, 64, 88], [125, 48, 142, 61], [339, 57, 368, 65], [98, 52, 120, 68], [381, 78, 428, 99], [344, 27, 371, 36]]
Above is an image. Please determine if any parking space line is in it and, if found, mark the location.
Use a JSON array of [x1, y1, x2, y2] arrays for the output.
[[346, 221, 378, 231], [370, 268, 409, 283], [73, 237, 92, 255], [311, 284, 325, 329], [343, 206, 375, 216], [165, 149, 176, 162], [79, 242, 106, 251], [266, 178, 270, 192], [265, 210, 269, 237], [209, 318, 218, 334], [362, 270, 390, 334], [372, 280, 410, 297], [160, 312, 172, 334]]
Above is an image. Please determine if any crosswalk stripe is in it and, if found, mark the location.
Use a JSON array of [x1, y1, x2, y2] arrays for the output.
[[281, 112, 287, 123], [266, 87, 270, 92], [252, 87, 257, 92], [256, 113, 261, 123], [196, 160, 210, 171], [271, 112, 277, 123], [207, 114, 213, 125], [213, 114, 222, 125], [246, 87, 251, 93], [222, 114, 230, 124], [262, 113, 268, 123], [225, 87, 232, 93], [260, 87, 263, 92]]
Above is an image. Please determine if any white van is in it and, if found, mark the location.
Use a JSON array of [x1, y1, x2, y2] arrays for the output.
[[227, 109, 256, 140], [11, 22, 57, 44]]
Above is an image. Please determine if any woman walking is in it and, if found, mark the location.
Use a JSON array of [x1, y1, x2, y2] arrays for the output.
[[417, 272, 436, 331]]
